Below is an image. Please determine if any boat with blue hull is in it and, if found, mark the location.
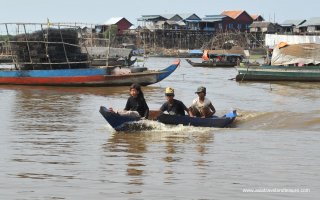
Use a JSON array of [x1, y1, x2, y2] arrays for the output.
[[157, 111, 237, 128], [99, 106, 237, 131], [0, 60, 180, 86], [0, 23, 179, 86]]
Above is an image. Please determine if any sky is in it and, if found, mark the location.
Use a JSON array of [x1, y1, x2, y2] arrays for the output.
[[0, 0, 318, 25]]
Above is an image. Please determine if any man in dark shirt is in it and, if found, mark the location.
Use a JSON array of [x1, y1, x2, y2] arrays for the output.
[[160, 87, 190, 116]]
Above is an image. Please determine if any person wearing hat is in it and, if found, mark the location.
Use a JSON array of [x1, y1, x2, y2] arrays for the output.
[[159, 87, 190, 116], [189, 86, 216, 118]]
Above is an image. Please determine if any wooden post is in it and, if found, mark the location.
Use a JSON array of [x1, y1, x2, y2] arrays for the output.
[[40, 24, 52, 69], [23, 24, 34, 69], [5, 23, 19, 70], [58, 25, 71, 69]]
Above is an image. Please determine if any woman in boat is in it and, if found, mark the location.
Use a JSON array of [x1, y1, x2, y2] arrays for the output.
[[109, 83, 149, 118], [189, 86, 216, 118], [159, 87, 190, 116]]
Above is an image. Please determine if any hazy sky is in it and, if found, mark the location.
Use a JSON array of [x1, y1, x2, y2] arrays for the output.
[[0, 0, 318, 25]]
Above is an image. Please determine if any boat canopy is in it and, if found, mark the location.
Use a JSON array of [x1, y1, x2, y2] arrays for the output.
[[271, 43, 320, 66]]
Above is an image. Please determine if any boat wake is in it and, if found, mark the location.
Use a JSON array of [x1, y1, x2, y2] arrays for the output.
[[235, 110, 320, 131], [104, 119, 217, 133]]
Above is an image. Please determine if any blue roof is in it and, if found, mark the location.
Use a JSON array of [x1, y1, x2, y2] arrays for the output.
[[202, 15, 226, 22]]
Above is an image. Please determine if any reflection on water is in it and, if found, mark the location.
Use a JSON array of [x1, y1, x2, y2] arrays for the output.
[[103, 130, 214, 188]]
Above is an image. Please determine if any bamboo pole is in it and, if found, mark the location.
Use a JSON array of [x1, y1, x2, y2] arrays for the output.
[[23, 24, 34, 69], [5, 23, 19, 70], [58, 25, 71, 69], [40, 24, 52, 69]]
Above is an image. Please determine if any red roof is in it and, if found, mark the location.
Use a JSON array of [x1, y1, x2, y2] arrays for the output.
[[221, 10, 246, 19]]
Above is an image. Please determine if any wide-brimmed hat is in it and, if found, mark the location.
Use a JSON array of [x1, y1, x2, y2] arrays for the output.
[[165, 87, 174, 96], [195, 86, 206, 94]]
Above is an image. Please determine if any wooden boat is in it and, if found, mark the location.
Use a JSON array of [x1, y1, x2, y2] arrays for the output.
[[0, 59, 180, 86], [0, 23, 179, 86], [157, 111, 237, 128], [185, 54, 243, 68], [236, 43, 320, 82], [235, 65, 320, 82], [99, 106, 237, 131]]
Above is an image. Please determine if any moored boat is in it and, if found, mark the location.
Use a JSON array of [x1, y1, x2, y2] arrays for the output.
[[0, 22, 179, 86], [235, 65, 320, 82], [99, 106, 237, 131], [0, 59, 180, 86], [185, 53, 243, 68], [235, 43, 320, 82]]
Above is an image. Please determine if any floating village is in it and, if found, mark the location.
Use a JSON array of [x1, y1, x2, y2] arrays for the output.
[[1, 10, 319, 86], [1, 6, 319, 200]]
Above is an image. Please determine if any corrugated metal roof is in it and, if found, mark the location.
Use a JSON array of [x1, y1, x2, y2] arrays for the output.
[[179, 13, 200, 20], [138, 13, 201, 21], [202, 15, 225, 22], [298, 17, 320, 27], [281, 19, 306, 26], [138, 15, 165, 21], [104, 17, 124, 25], [161, 14, 177, 20]]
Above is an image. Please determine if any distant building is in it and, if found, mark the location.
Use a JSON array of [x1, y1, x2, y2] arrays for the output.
[[250, 21, 282, 33], [102, 17, 133, 35], [281, 19, 306, 34], [137, 15, 167, 30], [251, 14, 264, 22], [137, 10, 264, 33], [220, 10, 254, 32], [137, 13, 201, 30], [178, 13, 202, 30], [200, 15, 230, 31], [297, 17, 320, 34]]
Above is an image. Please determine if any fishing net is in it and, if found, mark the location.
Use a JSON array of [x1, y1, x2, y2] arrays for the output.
[[11, 28, 89, 70]]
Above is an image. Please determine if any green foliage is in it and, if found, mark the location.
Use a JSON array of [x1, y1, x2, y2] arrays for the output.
[[0, 35, 13, 41], [102, 25, 118, 40]]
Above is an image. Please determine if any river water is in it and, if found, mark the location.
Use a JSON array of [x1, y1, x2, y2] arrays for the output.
[[0, 57, 319, 200]]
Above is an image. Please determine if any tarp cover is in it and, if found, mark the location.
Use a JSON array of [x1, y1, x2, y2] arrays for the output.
[[271, 43, 320, 66], [265, 34, 320, 47]]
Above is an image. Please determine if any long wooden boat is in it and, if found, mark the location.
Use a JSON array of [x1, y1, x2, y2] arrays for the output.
[[185, 54, 243, 68], [0, 60, 180, 86], [157, 111, 237, 128], [235, 65, 320, 82], [99, 106, 237, 131]]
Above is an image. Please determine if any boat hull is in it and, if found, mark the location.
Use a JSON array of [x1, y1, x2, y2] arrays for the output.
[[99, 106, 237, 131], [99, 106, 141, 131], [236, 65, 320, 82], [185, 59, 236, 68], [157, 111, 237, 128], [0, 60, 179, 86]]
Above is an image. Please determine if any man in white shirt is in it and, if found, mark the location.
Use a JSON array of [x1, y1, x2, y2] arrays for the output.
[[189, 86, 216, 118]]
